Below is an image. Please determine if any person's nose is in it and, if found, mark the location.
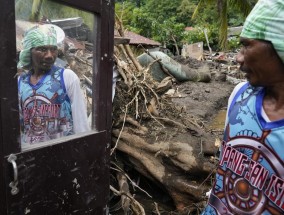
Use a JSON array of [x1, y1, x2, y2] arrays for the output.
[[45, 49, 54, 59], [236, 50, 244, 65]]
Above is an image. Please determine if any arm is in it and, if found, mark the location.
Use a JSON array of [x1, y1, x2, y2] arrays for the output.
[[63, 69, 91, 133]]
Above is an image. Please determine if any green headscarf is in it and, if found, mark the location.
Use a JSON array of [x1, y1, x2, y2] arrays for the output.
[[240, 0, 284, 63], [17, 24, 57, 69]]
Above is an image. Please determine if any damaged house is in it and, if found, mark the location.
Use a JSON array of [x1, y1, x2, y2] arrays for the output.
[[115, 30, 161, 55]]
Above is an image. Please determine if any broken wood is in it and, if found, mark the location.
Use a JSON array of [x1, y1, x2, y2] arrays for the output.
[[115, 14, 143, 72], [110, 16, 221, 214]]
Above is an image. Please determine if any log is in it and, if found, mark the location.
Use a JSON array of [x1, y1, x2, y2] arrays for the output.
[[112, 129, 217, 211]]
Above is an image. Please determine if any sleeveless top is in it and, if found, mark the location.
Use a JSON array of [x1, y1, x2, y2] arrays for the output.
[[18, 66, 74, 146], [202, 83, 284, 215]]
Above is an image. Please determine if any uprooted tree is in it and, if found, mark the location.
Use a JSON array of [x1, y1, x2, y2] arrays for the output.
[[108, 17, 222, 215]]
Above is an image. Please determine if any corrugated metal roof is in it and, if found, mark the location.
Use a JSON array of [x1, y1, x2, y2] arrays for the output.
[[120, 30, 161, 46], [125, 31, 161, 46]]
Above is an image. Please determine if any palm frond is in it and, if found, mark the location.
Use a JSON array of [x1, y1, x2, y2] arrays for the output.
[[229, 0, 255, 17], [192, 0, 215, 19], [192, 0, 204, 19]]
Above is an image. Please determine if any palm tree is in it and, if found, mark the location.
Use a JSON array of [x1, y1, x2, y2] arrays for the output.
[[192, 0, 257, 50], [30, 0, 45, 21]]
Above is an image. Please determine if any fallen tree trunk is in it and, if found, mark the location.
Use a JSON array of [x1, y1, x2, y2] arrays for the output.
[[112, 129, 217, 211]]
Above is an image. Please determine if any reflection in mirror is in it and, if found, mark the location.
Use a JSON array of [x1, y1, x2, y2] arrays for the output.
[[15, 0, 95, 150]]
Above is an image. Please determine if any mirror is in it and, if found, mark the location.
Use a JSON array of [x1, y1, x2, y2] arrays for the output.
[[15, 0, 96, 150]]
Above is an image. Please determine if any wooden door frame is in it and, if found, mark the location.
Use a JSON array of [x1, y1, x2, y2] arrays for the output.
[[0, 0, 114, 214]]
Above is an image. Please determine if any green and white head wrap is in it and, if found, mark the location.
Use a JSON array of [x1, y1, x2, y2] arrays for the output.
[[240, 0, 284, 63], [17, 24, 57, 69]]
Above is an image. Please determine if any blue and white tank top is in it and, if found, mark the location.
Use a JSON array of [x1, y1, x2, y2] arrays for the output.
[[202, 83, 284, 215], [18, 66, 74, 145]]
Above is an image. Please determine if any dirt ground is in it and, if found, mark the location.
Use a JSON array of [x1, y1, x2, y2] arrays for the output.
[[110, 53, 242, 215], [172, 54, 241, 129], [141, 54, 238, 148], [173, 78, 233, 122]]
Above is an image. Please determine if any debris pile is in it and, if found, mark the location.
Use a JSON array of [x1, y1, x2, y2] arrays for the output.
[[109, 18, 243, 215]]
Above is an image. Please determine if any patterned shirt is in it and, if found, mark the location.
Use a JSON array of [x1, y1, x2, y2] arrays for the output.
[[202, 83, 284, 215], [18, 66, 74, 146]]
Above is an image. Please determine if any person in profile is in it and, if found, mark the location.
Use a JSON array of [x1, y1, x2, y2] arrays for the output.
[[202, 0, 284, 214], [17, 24, 90, 149]]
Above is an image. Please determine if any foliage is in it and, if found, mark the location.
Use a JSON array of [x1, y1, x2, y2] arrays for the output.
[[192, 0, 257, 50], [115, 0, 258, 52], [116, 0, 250, 49], [115, 0, 146, 7], [116, 2, 148, 37], [155, 17, 186, 55], [183, 26, 219, 50], [15, 0, 257, 52], [141, 0, 183, 23], [227, 36, 241, 51], [186, 2, 220, 50], [177, 0, 199, 26]]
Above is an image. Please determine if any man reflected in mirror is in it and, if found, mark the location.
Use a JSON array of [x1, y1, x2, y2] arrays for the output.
[[17, 24, 90, 149]]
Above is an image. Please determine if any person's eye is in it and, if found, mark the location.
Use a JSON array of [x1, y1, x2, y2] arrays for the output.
[[241, 40, 250, 48], [38, 47, 47, 52], [51, 47, 58, 52], [239, 43, 247, 51]]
